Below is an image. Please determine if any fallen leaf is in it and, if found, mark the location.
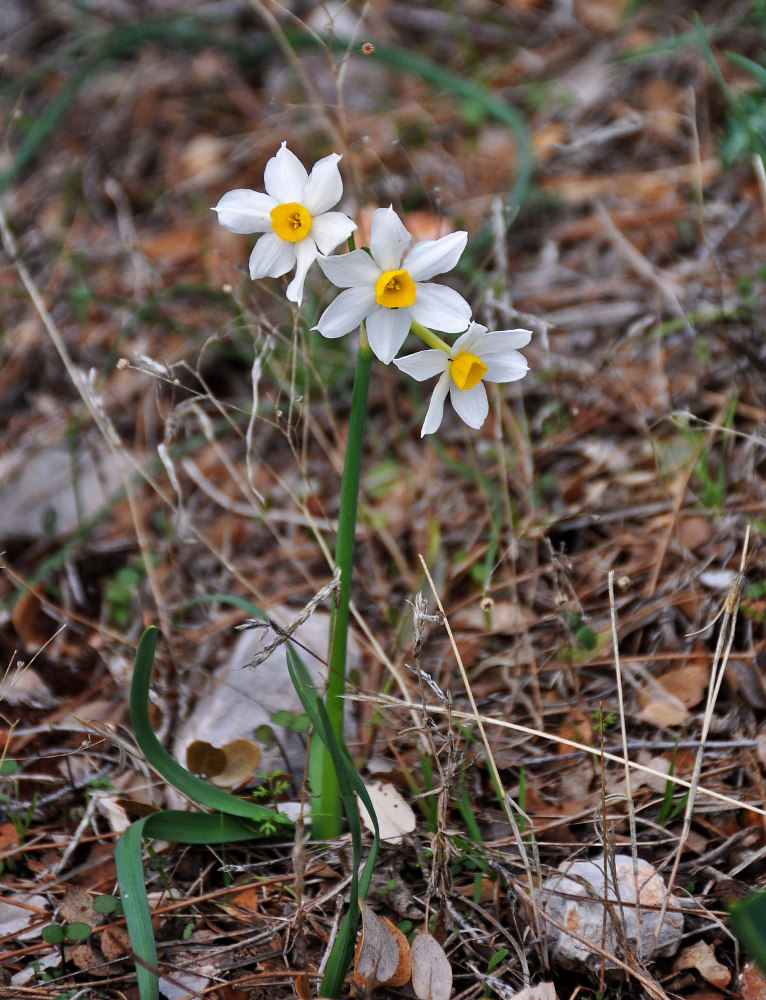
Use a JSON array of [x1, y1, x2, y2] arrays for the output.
[[69, 941, 98, 971], [295, 972, 311, 1000], [511, 984, 558, 1000], [658, 661, 710, 709], [674, 940, 731, 989], [358, 781, 417, 844], [411, 933, 452, 1000], [638, 691, 689, 727], [0, 894, 48, 937], [210, 738, 262, 788], [99, 925, 130, 963], [58, 886, 97, 927], [94, 794, 130, 834], [224, 887, 260, 918], [186, 740, 227, 778], [354, 901, 412, 987]]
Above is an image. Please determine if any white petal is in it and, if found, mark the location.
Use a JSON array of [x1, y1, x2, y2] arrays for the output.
[[410, 283, 472, 332], [482, 350, 529, 383], [365, 306, 412, 364], [405, 230, 468, 281], [285, 238, 318, 304], [449, 322, 484, 356], [213, 189, 274, 233], [249, 232, 295, 279], [450, 381, 489, 429], [393, 349, 447, 381], [314, 286, 376, 338], [263, 142, 308, 203], [476, 329, 533, 354], [310, 212, 357, 255], [303, 152, 343, 214], [421, 375, 450, 436], [369, 206, 411, 270], [318, 248, 381, 288]]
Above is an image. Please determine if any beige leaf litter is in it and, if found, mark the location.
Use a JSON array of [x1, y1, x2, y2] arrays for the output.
[[411, 932, 452, 1000], [358, 780, 417, 844]]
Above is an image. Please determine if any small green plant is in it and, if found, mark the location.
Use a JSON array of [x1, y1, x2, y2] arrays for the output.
[[250, 769, 291, 810], [694, 14, 766, 165], [590, 708, 617, 733], [483, 947, 510, 997], [730, 891, 766, 975], [105, 556, 156, 627], [41, 922, 92, 944], [0, 757, 18, 775], [657, 744, 690, 827], [93, 894, 123, 916]]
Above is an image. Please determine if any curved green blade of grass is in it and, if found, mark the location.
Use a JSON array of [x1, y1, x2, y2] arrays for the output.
[[117, 626, 292, 1000], [285, 644, 380, 998], [730, 892, 766, 974], [129, 627, 292, 825]]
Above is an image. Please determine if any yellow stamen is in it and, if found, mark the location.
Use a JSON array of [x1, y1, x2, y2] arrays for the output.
[[374, 268, 417, 308], [270, 201, 312, 242], [450, 351, 487, 391]]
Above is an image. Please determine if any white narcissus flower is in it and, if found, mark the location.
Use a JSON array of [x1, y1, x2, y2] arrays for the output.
[[394, 323, 531, 435], [314, 206, 472, 364], [212, 142, 356, 305]]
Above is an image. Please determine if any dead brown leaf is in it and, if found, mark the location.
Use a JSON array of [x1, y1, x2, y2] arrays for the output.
[[99, 925, 130, 964], [68, 941, 98, 972], [58, 886, 98, 927], [674, 940, 731, 989], [658, 660, 710, 709], [354, 901, 412, 988], [739, 960, 766, 1000]]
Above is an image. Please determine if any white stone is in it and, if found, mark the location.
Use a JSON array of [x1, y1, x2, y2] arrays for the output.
[[541, 855, 684, 971]]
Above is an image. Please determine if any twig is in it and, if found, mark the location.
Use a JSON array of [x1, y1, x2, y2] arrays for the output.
[[608, 570, 644, 961], [238, 569, 341, 666]]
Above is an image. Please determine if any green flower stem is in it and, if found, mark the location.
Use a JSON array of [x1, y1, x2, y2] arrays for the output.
[[411, 320, 451, 352], [311, 327, 374, 841]]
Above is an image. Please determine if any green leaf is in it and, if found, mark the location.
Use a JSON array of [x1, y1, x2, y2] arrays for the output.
[[129, 628, 290, 828], [116, 810, 268, 1000], [65, 921, 92, 941], [93, 895, 121, 915], [116, 627, 293, 1000], [0, 758, 18, 776], [286, 645, 380, 998], [42, 924, 66, 944], [726, 51, 766, 89], [731, 892, 766, 974]]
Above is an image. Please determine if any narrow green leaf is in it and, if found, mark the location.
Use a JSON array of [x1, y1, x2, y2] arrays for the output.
[[116, 810, 268, 1000], [130, 627, 290, 830], [726, 51, 766, 90], [117, 628, 294, 1000], [286, 645, 380, 997]]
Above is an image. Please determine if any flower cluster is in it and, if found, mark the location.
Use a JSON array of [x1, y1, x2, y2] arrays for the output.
[[214, 143, 530, 434]]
